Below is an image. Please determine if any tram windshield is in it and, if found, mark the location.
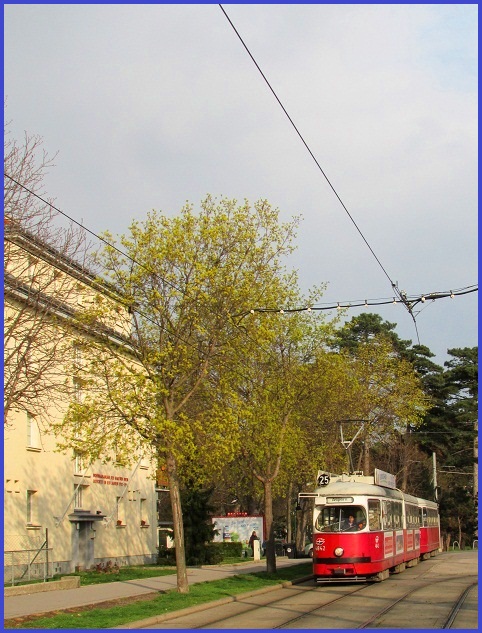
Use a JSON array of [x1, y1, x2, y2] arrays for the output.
[[315, 506, 367, 532]]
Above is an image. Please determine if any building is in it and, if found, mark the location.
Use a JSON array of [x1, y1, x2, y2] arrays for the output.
[[4, 219, 159, 578]]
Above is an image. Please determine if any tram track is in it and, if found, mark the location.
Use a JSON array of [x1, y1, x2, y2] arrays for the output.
[[442, 582, 478, 629], [181, 571, 478, 629], [138, 560, 477, 629], [356, 575, 478, 629]]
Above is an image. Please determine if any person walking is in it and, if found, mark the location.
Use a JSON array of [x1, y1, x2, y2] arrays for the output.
[[249, 530, 259, 555]]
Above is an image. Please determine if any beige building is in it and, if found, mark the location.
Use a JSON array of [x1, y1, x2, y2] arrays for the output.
[[4, 219, 159, 576]]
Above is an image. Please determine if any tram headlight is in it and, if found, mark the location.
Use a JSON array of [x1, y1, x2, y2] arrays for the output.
[[334, 547, 344, 557]]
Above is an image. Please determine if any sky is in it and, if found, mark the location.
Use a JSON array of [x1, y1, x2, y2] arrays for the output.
[[4, 3, 478, 367]]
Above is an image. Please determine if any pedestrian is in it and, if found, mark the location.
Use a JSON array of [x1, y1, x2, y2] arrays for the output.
[[249, 530, 259, 553]]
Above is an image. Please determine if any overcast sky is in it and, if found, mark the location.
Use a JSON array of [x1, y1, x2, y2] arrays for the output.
[[4, 3, 478, 367]]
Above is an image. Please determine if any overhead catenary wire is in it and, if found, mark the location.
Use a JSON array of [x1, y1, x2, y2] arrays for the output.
[[3, 172, 300, 373], [232, 285, 478, 319], [218, 4, 448, 344], [5, 172, 477, 345], [218, 4, 397, 292]]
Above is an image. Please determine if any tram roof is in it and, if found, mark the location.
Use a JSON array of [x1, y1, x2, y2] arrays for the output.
[[300, 473, 438, 507], [313, 478, 405, 500]]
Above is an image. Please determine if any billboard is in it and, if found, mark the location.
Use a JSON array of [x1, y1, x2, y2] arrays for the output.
[[212, 515, 264, 544]]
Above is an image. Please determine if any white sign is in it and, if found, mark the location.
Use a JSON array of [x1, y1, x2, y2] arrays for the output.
[[374, 469, 397, 489]]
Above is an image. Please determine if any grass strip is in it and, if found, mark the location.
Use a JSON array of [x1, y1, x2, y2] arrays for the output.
[[5, 562, 312, 629]]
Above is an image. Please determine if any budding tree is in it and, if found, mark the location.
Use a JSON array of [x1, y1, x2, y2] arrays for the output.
[[55, 196, 301, 592], [4, 116, 92, 426]]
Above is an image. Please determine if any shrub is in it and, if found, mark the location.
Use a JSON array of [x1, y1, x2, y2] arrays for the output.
[[216, 541, 243, 558], [204, 543, 225, 564], [157, 546, 176, 566]]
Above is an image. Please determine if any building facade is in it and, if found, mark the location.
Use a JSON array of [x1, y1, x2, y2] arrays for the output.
[[4, 220, 159, 576]]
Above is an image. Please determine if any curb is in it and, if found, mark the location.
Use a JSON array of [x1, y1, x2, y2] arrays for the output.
[[4, 576, 81, 597], [114, 575, 314, 629]]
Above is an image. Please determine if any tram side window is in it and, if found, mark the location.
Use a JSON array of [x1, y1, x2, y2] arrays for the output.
[[393, 501, 402, 529], [427, 508, 438, 526], [382, 500, 392, 529], [368, 500, 381, 531], [421, 507, 428, 527], [406, 503, 419, 528]]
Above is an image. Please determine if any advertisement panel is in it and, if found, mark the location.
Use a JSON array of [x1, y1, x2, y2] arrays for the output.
[[212, 515, 264, 545]]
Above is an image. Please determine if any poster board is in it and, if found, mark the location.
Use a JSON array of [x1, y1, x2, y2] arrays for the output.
[[212, 515, 264, 545]]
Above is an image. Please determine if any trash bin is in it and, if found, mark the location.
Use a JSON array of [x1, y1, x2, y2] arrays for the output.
[[285, 543, 297, 559]]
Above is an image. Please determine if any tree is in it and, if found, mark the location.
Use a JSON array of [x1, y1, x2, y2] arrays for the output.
[[181, 485, 219, 566], [55, 196, 301, 592], [334, 312, 412, 356], [338, 335, 430, 475], [4, 117, 92, 426], [233, 300, 339, 572], [416, 347, 478, 546]]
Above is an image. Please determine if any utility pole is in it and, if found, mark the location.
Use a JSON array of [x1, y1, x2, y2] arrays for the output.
[[433, 452, 438, 502]]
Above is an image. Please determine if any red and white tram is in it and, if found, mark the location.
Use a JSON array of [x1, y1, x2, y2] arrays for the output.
[[300, 469, 440, 582]]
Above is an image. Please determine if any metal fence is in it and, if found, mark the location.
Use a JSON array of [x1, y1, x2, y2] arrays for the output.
[[4, 531, 54, 586]]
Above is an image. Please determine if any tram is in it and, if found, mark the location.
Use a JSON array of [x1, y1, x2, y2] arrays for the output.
[[300, 469, 441, 583]]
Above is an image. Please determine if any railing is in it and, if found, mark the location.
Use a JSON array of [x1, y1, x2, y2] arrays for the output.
[[452, 541, 460, 550], [472, 539, 478, 549], [4, 531, 54, 586]]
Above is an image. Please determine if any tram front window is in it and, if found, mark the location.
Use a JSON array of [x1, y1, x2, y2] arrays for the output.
[[315, 506, 367, 532]]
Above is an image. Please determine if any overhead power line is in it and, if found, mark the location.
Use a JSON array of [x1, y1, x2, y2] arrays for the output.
[[218, 4, 397, 291], [3, 172, 293, 370], [231, 285, 478, 319], [5, 172, 476, 342], [218, 4, 453, 344]]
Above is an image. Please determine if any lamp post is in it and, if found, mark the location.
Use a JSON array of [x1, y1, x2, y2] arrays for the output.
[[294, 500, 301, 555]]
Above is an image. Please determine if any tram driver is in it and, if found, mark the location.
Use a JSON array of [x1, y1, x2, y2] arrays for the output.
[[342, 514, 357, 531]]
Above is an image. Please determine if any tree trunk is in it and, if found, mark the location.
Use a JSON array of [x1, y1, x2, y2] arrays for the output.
[[263, 480, 276, 573], [295, 509, 306, 553], [166, 452, 189, 593]]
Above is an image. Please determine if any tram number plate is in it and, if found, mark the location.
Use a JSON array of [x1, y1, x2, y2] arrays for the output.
[[317, 473, 331, 486]]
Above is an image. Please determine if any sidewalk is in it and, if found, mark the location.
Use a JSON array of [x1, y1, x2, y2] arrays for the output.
[[4, 557, 308, 620]]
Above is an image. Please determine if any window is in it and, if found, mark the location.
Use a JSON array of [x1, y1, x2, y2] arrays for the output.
[[382, 499, 403, 530], [73, 484, 87, 510], [73, 451, 85, 475], [116, 496, 125, 525], [315, 506, 366, 532], [368, 499, 381, 531], [27, 412, 41, 450], [140, 498, 148, 526], [26, 490, 38, 524], [72, 344, 82, 369], [73, 377, 86, 404], [406, 503, 420, 528], [140, 455, 150, 470]]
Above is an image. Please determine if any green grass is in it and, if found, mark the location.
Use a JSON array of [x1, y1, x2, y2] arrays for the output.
[[5, 562, 312, 629], [5, 559, 251, 589]]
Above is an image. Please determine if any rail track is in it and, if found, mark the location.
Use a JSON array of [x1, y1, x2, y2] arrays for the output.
[[144, 564, 477, 629]]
